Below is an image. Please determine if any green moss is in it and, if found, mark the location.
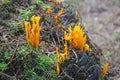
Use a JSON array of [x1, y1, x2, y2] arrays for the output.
[[0, 62, 7, 71], [16, 44, 58, 79]]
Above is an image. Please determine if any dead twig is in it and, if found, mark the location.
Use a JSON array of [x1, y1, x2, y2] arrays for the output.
[[72, 49, 78, 63], [62, 70, 74, 80], [7, 40, 19, 65], [0, 72, 16, 80]]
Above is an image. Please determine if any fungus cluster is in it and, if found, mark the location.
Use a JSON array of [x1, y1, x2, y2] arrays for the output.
[[64, 22, 91, 51], [24, 15, 41, 47], [56, 42, 69, 75]]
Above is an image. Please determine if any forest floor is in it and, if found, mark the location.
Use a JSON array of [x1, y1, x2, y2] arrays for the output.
[[0, 0, 120, 80]]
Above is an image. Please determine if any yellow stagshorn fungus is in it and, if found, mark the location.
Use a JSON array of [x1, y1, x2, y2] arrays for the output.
[[24, 15, 41, 47], [54, 15, 59, 26], [46, 6, 51, 14], [103, 62, 109, 77], [64, 22, 91, 51], [49, 0, 61, 5], [56, 42, 69, 75], [54, 8, 64, 26], [57, 8, 64, 17], [74, 11, 78, 19]]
